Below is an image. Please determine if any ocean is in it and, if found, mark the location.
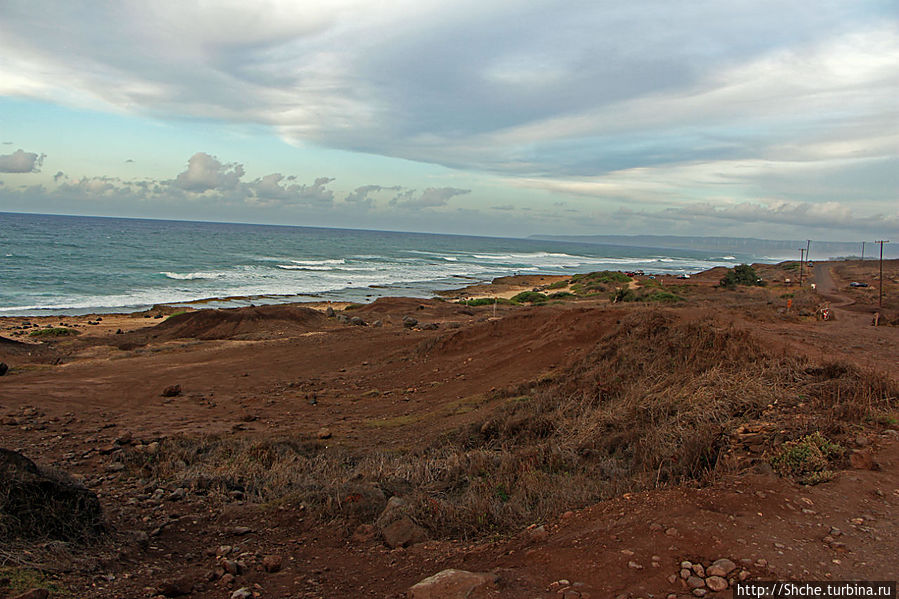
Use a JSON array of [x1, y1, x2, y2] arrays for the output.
[[0, 212, 759, 316]]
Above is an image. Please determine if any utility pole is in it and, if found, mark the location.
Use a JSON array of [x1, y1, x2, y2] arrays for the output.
[[861, 241, 865, 261], [798, 248, 806, 286], [806, 240, 811, 263], [875, 240, 889, 310]]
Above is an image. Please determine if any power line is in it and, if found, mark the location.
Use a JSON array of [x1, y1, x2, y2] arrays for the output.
[[798, 248, 806, 286]]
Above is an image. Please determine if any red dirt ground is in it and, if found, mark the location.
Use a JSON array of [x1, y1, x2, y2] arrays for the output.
[[0, 262, 896, 598]]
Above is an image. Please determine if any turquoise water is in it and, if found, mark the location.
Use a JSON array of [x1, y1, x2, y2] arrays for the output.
[[0, 212, 756, 316]]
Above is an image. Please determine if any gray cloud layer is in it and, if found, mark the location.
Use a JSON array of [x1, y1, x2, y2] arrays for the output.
[[0, 2, 896, 237], [0, 149, 44, 173]]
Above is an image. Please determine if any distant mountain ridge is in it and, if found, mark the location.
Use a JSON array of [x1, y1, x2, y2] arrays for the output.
[[529, 234, 897, 260]]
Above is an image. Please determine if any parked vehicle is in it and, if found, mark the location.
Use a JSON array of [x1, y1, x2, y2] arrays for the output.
[[849, 282, 869, 288]]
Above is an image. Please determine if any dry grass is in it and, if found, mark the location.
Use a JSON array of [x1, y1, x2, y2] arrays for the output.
[[121, 309, 897, 539]]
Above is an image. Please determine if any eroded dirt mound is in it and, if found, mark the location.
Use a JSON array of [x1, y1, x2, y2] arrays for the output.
[[138, 305, 328, 341]]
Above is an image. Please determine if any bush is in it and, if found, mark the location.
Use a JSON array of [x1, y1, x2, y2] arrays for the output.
[[610, 288, 638, 303], [719, 264, 762, 289], [548, 292, 575, 300], [511, 291, 548, 304], [769, 432, 843, 485], [546, 280, 569, 290], [28, 327, 80, 338]]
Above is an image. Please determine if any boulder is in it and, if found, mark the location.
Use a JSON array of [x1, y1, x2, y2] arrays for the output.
[[0, 362, 8, 376], [0, 448, 103, 541], [402, 316, 418, 328], [408, 569, 498, 599], [325, 306, 336, 317], [161, 384, 181, 397], [350, 316, 366, 326]]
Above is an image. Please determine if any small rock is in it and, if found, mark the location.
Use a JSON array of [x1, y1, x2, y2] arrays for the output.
[[157, 576, 194, 597], [115, 431, 133, 445], [402, 316, 418, 328], [381, 515, 428, 548], [231, 526, 252, 536], [649, 522, 663, 531], [161, 384, 181, 397], [528, 525, 548, 541], [681, 561, 693, 569], [627, 561, 643, 570], [692, 589, 708, 597], [739, 570, 751, 581], [350, 316, 366, 326], [687, 575, 705, 589], [680, 568, 692, 580], [262, 554, 282, 573], [707, 558, 736, 577], [705, 576, 728, 592], [230, 589, 252, 599], [408, 569, 497, 599], [317, 427, 332, 439], [220, 573, 235, 586], [691, 564, 705, 577], [372, 320, 382, 328], [222, 559, 241, 575], [0, 362, 8, 376], [667, 574, 677, 584], [325, 306, 336, 317], [665, 527, 678, 536]]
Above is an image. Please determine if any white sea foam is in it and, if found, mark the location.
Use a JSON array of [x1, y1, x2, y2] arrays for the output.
[[161, 271, 221, 280], [289, 258, 346, 266]]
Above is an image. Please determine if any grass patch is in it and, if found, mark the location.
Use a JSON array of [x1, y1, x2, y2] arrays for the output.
[[28, 327, 80, 338], [644, 290, 683, 303], [0, 567, 69, 597], [457, 298, 513, 307], [548, 291, 575, 300], [546, 280, 569, 290], [570, 271, 631, 284], [364, 413, 424, 428], [344, 303, 365, 310]]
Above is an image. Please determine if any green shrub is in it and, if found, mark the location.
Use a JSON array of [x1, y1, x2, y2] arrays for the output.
[[28, 327, 80, 338], [548, 291, 575, 299], [511, 291, 548, 304], [769, 432, 843, 485], [719, 264, 763, 289], [546, 280, 569, 290]]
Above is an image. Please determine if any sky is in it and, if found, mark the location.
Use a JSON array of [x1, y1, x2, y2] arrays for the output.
[[0, 0, 896, 240]]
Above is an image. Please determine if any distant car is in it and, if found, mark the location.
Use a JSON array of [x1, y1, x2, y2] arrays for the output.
[[676, 274, 690, 279], [849, 282, 869, 288]]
